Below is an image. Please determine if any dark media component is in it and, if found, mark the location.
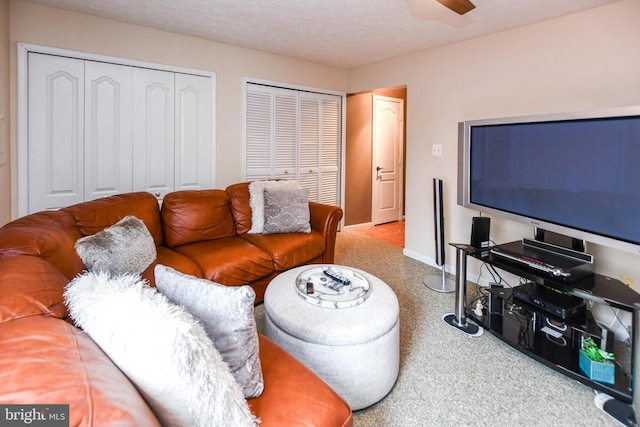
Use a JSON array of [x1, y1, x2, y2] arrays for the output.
[[489, 239, 594, 282], [488, 283, 504, 315], [470, 216, 490, 249], [512, 282, 586, 320]]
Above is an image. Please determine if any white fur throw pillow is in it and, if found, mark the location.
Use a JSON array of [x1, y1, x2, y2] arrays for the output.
[[248, 180, 301, 234], [74, 215, 156, 276], [155, 265, 264, 398], [64, 272, 257, 427]]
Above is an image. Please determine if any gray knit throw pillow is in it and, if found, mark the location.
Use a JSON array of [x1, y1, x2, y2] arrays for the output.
[[263, 188, 311, 234]]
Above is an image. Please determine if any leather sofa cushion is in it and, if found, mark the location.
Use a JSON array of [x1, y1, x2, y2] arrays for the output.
[[0, 316, 161, 426], [64, 192, 164, 246], [162, 190, 237, 248], [249, 334, 353, 427], [0, 255, 69, 322], [175, 237, 274, 286], [142, 246, 204, 288], [0, 211, 84, 279], [226, 182, 253, 235], [241, 231, 325, 272]]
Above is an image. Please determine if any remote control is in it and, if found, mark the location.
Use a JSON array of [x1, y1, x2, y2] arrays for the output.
[[323, 268, 350, 286]]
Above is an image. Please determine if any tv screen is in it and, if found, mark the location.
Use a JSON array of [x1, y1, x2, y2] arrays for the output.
[[457, 107, 640, 255]]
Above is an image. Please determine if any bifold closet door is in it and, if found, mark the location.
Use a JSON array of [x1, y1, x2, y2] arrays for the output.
[[132, 68, 175, 201], [27, 53, 85, 212], [245, 83, 341, 207], [26, 51, 215, 214], [84, 61, 134, 200], [245, 84, 299, 181], [298, 94, 341, 206], [174, 73, 214, 192]]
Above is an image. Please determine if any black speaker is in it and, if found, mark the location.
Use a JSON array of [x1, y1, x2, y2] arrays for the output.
[[433, 178, 445, 266], [423, 178, 455, 293], [470, 216, 490, 249], [534, 227, 585, 252]]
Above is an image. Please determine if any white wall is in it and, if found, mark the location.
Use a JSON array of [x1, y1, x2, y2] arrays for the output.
[[348, 0, 640, 287], [0, 1, 10, 226], [6, 0, 348, 221]]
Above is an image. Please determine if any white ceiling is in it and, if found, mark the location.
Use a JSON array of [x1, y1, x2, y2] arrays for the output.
[[29, 0, 619, 69]]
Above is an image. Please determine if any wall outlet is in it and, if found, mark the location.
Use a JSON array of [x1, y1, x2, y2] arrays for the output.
[[432, 144, 443, 156], [621, 275, 636, 288]]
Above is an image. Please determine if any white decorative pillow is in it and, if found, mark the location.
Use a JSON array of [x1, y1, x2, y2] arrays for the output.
[[263, 188, 311, 234], [74, 215, 156, 276], [155, 265, 264, 398], [64, 272, 257, 427], [248, 180, 301, 234]]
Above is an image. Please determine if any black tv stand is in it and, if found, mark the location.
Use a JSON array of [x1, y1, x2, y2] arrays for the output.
[[449, 241, 640, 403]]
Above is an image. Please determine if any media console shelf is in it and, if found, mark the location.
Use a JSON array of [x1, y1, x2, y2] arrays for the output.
[[450, 241, 640, 403]]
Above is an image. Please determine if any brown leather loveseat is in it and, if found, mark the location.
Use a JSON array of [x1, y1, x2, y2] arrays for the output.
[[0, 182, 352, 426]]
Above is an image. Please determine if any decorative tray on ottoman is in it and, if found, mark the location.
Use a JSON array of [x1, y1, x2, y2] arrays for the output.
[[295, 266, 371, 308]]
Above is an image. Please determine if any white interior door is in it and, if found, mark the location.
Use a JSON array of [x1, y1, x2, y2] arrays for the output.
[[27, 53, 85, 212], [84, 61, 133, 200], [132, 68, 175, 201], [175, 73, 214, 191], [372, 95, 404, 225]]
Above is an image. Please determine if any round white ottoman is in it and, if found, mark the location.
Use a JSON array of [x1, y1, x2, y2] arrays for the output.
[[264, 264, 399, 410]]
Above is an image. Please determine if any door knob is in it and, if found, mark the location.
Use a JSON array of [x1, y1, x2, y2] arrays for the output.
[[376, 166, 384, 171]]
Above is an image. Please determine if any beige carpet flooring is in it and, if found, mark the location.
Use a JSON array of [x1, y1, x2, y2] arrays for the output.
[[255, 229, 619, 426]]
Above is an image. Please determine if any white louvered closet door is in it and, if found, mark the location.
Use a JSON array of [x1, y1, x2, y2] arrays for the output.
[[246, 85, 274, 180], [245, 83, 341, 206], [245, 84, 298, 180], [299, 94, 341, 206], [273, 89, 298, 180]]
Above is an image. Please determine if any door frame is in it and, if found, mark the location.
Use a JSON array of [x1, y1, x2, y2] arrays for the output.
[[371, 94, 404, 225]]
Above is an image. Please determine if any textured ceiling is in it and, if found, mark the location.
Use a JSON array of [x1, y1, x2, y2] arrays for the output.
[[29, 0, 619, 68]]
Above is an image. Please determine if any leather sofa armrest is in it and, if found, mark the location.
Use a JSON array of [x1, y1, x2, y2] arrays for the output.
[[308, 202, 343, 264], [249, 334, 353, 427], [0, 211, 84, 280]]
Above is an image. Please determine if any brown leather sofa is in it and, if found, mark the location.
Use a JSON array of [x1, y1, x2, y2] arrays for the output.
[[0, 182, 352, 426]]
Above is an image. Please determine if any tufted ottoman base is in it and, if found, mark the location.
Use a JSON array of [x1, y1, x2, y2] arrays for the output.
[[264, 265, 400, 410]]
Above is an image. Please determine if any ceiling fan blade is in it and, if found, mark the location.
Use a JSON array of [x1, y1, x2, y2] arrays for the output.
[[435, 0, 476, 15]]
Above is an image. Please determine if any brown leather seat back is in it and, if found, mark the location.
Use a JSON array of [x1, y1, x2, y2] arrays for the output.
[[64, 192, 164, 246], [161, 189, 237, 248], [225, 182, 252, 234]]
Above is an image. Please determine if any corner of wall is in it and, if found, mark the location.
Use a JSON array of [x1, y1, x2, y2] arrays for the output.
[[0, 0, 11, 226]]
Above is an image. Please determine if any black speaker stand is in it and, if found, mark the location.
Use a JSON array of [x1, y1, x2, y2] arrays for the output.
[[423, 265, 455, 293], [443, 244, 483, 337]]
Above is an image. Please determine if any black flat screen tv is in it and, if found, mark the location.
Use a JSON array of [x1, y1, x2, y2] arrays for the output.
[[457, 106, 640, 255]]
